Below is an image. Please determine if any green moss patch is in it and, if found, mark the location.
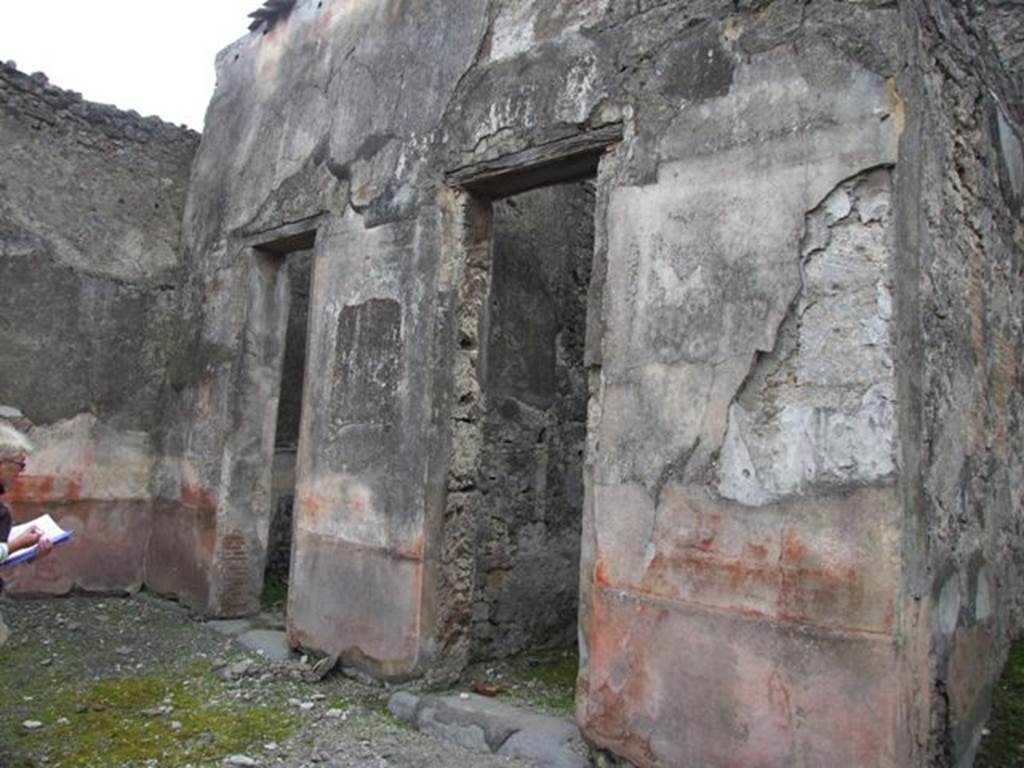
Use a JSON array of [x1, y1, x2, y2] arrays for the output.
[[977, 641, 1024, 767], [261, 573, 289, 610], [467, 647, 579, 716], [0, 648, 298, 768]]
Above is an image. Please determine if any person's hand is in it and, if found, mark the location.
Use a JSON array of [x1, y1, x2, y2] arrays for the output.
[[8, 526, 42, 554], [33, 536, 53, 560]]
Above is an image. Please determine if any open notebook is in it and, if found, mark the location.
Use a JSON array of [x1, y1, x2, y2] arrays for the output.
[[2, 514, 72, 567]]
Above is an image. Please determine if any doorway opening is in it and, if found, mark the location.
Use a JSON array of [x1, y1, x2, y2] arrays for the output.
[[235, 223, 317, 619], [471, 180, 594, 661], [263, 248, 312, 612], [442, 129, 618, 697]]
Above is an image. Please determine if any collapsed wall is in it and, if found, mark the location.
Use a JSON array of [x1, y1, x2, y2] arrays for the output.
[[0, 62, 199, 594]]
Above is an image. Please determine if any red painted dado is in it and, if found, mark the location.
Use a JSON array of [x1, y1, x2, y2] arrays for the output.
[[604, 537, 890, 636], [580, 587, 907, 768], [4, 499, 151, 596], [288, 528, 425, 677]]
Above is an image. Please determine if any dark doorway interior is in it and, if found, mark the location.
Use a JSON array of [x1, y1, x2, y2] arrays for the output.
[[264, 249, 312, 606], [470, 180, 595, 660]]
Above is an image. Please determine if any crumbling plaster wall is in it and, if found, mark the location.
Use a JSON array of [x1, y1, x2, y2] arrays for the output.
[[895, 2, 1024, 765], [0, 62, 199, 595], [173, 0, 1020, 765]]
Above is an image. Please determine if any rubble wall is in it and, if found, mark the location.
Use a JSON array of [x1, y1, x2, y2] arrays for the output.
[[0, 63, 198, 595], [173, 0, 1021, 765], [895, 2, 1024, 765]]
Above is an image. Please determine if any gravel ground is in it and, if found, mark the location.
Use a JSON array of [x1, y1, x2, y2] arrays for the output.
[[0, 593, 534, 768]]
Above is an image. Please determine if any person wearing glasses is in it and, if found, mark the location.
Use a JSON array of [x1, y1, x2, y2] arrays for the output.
[[0, 420, 53, 646], [0, 422, 53, 565]]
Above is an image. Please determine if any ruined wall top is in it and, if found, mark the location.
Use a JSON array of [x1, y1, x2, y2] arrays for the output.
[[0, 60, 199, 146]]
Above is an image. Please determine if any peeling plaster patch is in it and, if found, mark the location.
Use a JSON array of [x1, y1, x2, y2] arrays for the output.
[[717, 171, 897, 506]]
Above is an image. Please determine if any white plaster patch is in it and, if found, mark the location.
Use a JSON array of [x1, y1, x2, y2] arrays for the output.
[[976, 566, 994, 622], [488, 4, 540, 63], [471, 92, 540, 150], [718, 391, 897, 506], [555, 53, 603, 124], [486, 0, 612, 64], [938, 573, 961, 635], [823, 188, 852, 224]]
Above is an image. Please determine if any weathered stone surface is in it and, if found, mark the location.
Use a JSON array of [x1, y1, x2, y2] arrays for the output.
[[387, 691, 421, 724], [0, 62, 197, 429], [3, 1, 1020, 767], [166, 1, 1019, 764]]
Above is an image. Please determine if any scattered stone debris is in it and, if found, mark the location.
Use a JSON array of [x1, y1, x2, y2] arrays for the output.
[[304, 653, 339, 682]]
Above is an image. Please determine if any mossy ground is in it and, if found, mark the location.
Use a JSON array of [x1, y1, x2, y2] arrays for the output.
[[465, 645, 579, 716], [0, 599, 299, 768], [4, 673, 296, 768], [976, 641, 1024, 767], [0, 594, 529, 768]]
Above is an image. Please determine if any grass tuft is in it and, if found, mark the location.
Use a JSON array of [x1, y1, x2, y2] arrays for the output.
[[976, 641, 1024, 767]]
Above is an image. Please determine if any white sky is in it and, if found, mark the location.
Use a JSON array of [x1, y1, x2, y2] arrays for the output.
[[0, 0, 259, 131]]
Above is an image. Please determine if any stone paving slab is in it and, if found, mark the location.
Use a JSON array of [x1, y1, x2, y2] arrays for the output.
[[389, 691, 591, 768], [238, 628, 293, 661], [206, 618, 252, 636]]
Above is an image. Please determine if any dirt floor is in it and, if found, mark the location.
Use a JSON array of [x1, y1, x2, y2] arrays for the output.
[[0, 592, 580, 768]]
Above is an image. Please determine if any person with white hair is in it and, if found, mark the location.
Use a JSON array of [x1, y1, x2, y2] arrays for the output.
[[0, 419, 54, 646], [0, 421, 53, 565]]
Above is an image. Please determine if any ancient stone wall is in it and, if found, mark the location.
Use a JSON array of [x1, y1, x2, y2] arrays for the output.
[[0, 62, 199, 595], [895, 2, 1024, 764], [172, 0, 1022, 765]]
